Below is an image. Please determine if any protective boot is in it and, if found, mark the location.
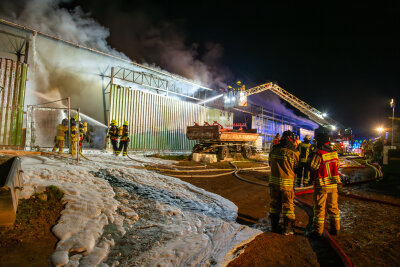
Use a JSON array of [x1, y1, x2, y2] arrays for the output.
[[269, 214, 281, 233], [283, 218, 295, 235]]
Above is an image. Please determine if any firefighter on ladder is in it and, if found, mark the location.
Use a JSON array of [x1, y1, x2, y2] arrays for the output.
[[106, 119, 120, 155], [269, 130, 300, 235], [296, 135, 312, 186], [116, 121, 130, 156], [52, 118, 69, 154], [308, 133, 341, 238]]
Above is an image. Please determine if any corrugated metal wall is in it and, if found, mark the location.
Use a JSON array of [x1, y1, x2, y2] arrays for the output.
[[252, 116, 293, 150], [109, 84, 233, 151], [0, 58, 28, 146]]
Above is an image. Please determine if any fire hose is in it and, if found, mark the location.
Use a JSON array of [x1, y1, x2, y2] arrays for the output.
[[295, 188, 354, 267]]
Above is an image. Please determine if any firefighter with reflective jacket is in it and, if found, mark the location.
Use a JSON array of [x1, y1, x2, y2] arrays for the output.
[[273, 133, 280, 146], [52, 118, 69, 154], [268, 130, 300, 235], [296, 135, 312, 186], [308, 133, 341, 238], [73, 114, 87, 153], [117, 121, 130, 156], [70, 117, 78, 156], [106, 120, 120, 155]]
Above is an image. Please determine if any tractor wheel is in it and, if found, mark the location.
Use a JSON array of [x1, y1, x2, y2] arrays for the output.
[[218, 146, 229, 161], [242, 145, 252, 158]]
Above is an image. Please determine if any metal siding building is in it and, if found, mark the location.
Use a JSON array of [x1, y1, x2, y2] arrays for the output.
[[0, 19, 232, 151]]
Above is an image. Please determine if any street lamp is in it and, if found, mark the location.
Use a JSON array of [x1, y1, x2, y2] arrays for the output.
[[390, 99, 395, 145]]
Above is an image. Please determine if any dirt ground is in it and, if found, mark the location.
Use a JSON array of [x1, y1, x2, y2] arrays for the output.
[[296, 180, 400, 267], [166, 159, 342, 266], [0, 186, 64, 267]]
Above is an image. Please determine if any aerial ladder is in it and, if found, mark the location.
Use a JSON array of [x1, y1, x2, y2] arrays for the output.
[[198, 81, 342, 129], [244, 82, 342, 129]]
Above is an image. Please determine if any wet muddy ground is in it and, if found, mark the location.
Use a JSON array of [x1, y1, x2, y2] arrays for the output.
[[170, 160, 342, 266], [296, 190, 400, 266]]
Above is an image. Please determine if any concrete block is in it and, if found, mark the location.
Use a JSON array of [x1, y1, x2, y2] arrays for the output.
[[200, 154, 218, 164], [192, 153, 201, 162], [0, 157, 22, 227]]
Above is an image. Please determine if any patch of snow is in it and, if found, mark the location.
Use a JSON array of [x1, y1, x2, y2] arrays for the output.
[[20, 153, 261, 266]]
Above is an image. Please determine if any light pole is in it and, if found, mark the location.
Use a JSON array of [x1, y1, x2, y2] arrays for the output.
[[390, 99, 395, 145]]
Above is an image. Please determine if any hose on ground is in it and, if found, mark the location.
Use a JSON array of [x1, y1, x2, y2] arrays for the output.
[[294, 188, 354, 267]]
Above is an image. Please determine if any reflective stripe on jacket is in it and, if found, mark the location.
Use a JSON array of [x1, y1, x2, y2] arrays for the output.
[[120, 126, 130, 142], [309, 149, 341, 189], [107, 126, 120, 141], [56, 124, 68, 141], [269, 145, 299, 189], [298, 142, 311, 163]]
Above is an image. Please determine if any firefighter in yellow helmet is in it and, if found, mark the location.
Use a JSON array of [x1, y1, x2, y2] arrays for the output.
[[269, 130, 300, 235], [117, 121, 130, 156], [70, 116, 78, 156], [296, 135, 312, 186], [52, 118, 68, 154], [308, 133, 341, 238], [106, 119, 120, 155], [73, 114, 87, 153]]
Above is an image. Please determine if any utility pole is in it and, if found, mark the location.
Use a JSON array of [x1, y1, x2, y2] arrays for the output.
[[390, 99, 395, 145]]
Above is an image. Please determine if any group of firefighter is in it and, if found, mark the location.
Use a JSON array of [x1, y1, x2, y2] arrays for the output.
[[52, 115, 87, 156], [52, 116, 130, 157], [269, 131, 341, 238], [106, 119, 130, 156]]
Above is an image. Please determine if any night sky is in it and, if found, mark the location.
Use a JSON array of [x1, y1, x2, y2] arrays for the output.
[[70, 1, 399, 137]]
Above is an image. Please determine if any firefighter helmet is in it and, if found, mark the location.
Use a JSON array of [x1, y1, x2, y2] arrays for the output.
[[305, 135, 311, 141], [236, 81, 242, 86], [62, 118, 68, 126], [111, 119, 118, 126], [281, 130, 295, 141], [227, 85, 232, 89], [123, 121, 129, 126], [73, 114, 81, 121]]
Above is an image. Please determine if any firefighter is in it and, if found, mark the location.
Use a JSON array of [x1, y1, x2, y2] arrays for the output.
[[308, 133, 341, 238], [106, 119, 120, 155], [73, 114, 87, 153], [117, 121, 130, 156], [52, 118, 69, 154], [269, 130, 300, 235], [296, 135, 312, 186], [273, 133, 280, 146], [70, 117, 78, 156], [295, 135, 301, 148]]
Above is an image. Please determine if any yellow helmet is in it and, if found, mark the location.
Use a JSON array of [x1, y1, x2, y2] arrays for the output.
[[111, 119, 118, 125], [236, 81, 242, 85], [227, 85, 232, 89], [123, 121, 129, 126], [73, 114, 81, 121]]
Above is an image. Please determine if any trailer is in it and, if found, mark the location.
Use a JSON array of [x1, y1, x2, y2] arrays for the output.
[[186, 123, 259, 160]]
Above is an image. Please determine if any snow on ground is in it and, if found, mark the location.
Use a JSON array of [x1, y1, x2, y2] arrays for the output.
[[19, 152, 262, 266]]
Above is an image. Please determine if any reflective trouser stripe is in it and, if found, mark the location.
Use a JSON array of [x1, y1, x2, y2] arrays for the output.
[[52, 140, 64, 154], [313, 188, 340, 235], [269, 186, 295, 220]]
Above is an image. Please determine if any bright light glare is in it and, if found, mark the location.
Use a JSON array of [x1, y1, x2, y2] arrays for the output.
[[377, 127, 383, 132], [198, 94, 224, 105], [231, 97, 236, 101], [322, 113, 327, 117], [331, 125, 336, 130]]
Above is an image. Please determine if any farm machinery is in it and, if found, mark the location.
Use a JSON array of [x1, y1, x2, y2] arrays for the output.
[[186, 122, 259, 160]]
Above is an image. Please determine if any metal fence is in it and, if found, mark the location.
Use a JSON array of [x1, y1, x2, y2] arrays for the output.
[[109, 84, 233, 151], [0, 58, 28, 147], [26, 105, 107, 151]]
